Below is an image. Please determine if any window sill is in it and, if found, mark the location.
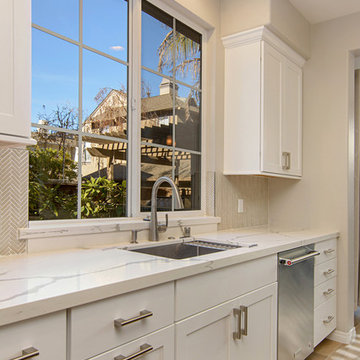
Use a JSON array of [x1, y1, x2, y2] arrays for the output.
[[19, 215, 221, 240]]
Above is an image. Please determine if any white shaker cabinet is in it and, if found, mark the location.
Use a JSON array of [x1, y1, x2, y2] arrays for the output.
[[175, 283, 277, 360], [0, 0, 35, 146], [222, 26, 305, 178], [0, 311, 66, 360]]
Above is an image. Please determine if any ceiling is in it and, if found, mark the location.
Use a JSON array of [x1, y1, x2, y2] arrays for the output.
[[289, 0, 360, 24]]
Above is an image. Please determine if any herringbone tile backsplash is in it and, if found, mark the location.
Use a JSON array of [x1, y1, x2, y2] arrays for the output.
[[0, 148, 28, 255]]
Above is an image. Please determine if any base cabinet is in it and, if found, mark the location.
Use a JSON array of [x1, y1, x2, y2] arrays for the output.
[[175, 283, 277, 360], [89, 326, 174, 360], [0, 311, 66, 360]]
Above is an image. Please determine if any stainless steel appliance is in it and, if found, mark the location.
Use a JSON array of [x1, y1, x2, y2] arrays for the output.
[[278, 246, 320, 360]]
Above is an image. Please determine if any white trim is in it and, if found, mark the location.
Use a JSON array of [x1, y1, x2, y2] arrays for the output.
[[355, 56, 360, 70], [221, 26, 306, 68], [20, 216, 220, 240], [0, 133, 36, 147], [327, 327, 356, 344]]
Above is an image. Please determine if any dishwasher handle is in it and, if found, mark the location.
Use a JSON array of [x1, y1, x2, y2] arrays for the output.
[[279, 250, 320, 266]]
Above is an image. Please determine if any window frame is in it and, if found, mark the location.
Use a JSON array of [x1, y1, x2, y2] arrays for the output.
[[29, 0, 209, 226]]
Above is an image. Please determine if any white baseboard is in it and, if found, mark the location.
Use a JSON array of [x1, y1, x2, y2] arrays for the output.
[[327, 327, 356, 344]]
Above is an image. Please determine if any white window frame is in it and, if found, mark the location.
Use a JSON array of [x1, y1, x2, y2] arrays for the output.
[[29, 0, 212, 230]]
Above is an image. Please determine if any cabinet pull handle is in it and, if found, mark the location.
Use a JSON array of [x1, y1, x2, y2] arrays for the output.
[[323, 269, 335, 276], [10, 347, 39, 360], [323, 316, 335, 324], [233, 306, 248, 340], [282, 152, 291, 170], [324, 249, 335, 255], [241, 305, 248, 336], [287, 152, 291, 170], [114, 344, 153, 360], [233, 308, 242, 340], [114, 310, 153, 327], [282, 152, 288, 170], [323, 288, 335, 296]]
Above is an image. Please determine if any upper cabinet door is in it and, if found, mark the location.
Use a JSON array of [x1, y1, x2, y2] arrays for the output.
[[281, 59, 302, 176], [261, 42, 283, 175], [0, 0, 31, 139]]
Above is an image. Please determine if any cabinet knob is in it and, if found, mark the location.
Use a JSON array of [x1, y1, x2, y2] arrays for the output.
[[9, 347, 39, 360]]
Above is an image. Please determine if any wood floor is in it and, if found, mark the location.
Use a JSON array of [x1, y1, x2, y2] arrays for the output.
[[306, 310, 360, 359]]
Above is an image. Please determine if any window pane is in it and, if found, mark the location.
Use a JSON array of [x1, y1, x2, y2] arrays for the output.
[[32, 0, 79, 41], [174, 151, 201, 210], [141, 70, 174, 146], [174, 20, 201, 87], [83, 50, 128, 139], [175, 85, 201, 151], [141, 145, 172, 212], [83, 0, 128, 62], [29, 130, 78, 220], [32, 29, 79, 129], [142, 0, 173, 77], [81, 138, 127, 218]]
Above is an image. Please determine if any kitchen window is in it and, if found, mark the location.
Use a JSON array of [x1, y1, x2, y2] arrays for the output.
[[30, 0, 202, 221]]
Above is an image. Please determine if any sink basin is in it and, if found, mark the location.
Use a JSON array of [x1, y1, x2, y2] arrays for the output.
[[129, 240, 239, 260]]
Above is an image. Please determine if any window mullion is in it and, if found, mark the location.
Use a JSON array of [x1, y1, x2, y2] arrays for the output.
[[128, 0, 142, 217]]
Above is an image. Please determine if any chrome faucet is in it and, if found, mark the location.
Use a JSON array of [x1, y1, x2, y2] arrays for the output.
[[149, 176, 184, 241]]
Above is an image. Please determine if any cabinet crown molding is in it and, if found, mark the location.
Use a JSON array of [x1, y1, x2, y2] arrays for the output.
[[221, 26, 306, 68]]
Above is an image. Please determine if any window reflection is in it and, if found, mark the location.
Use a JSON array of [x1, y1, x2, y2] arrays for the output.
[[83, 0, 128, 62], [29, 131, 78, 220], [83, 49, 128, 139], [32, 0, 79, 40], [81, 139, 127, 218]]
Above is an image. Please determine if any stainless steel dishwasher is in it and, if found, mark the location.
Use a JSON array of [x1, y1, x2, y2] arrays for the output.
[[278, 245, 320, 360]]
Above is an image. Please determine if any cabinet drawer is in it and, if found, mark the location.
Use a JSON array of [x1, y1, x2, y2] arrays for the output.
[[175, 255, 277, 320], [0, 311, 66, 360], [314, 277, 336, 308], [70, 282, 174, 360], [315, 258, 337, 286], [315, 239, 337, 265], [314, 297, 336, 347], [89, 326, 174, 360]]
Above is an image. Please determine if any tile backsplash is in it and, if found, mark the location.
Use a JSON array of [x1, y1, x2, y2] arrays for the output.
[[0, 148, 28, 255], [215, 173, 268, 230]]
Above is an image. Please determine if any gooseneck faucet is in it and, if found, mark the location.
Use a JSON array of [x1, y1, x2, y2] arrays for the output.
[[149, 176, 184, 241]]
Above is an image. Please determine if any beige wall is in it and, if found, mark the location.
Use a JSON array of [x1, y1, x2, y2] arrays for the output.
[[220, 0, 310, 58], [220, 0, 271, 37], [269, 0, 310, 58], [269, 12, 360, 334]]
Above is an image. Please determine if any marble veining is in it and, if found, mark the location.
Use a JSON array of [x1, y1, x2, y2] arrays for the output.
[[0, 229, 338, 327]]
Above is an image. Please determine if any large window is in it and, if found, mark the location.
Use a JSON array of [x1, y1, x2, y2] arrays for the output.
[[30, 0, 202, 221]]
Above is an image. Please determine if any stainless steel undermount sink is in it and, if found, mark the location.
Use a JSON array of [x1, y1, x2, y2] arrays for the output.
[[128, 240, 240, 260]]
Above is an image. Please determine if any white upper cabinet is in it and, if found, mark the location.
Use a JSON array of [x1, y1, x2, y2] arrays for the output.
[[223, 26, 305, 178], [0, 0, 35, 146]]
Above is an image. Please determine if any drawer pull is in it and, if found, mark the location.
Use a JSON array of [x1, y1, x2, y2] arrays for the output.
[[114, 310, 153, 327], [324, 249, 335, 255], [323, 269, 335, 276], [323, 288, 335, 296], [10, 347, 39, 360], [114, 343, 153, 360], [323, 316, 335, 324]]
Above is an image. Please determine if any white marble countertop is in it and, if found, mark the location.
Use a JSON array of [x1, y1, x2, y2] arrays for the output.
[[0, 228, 338, 326]]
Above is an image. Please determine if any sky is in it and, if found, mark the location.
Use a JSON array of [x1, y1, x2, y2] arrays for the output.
[[31, 0, 201, 127]]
